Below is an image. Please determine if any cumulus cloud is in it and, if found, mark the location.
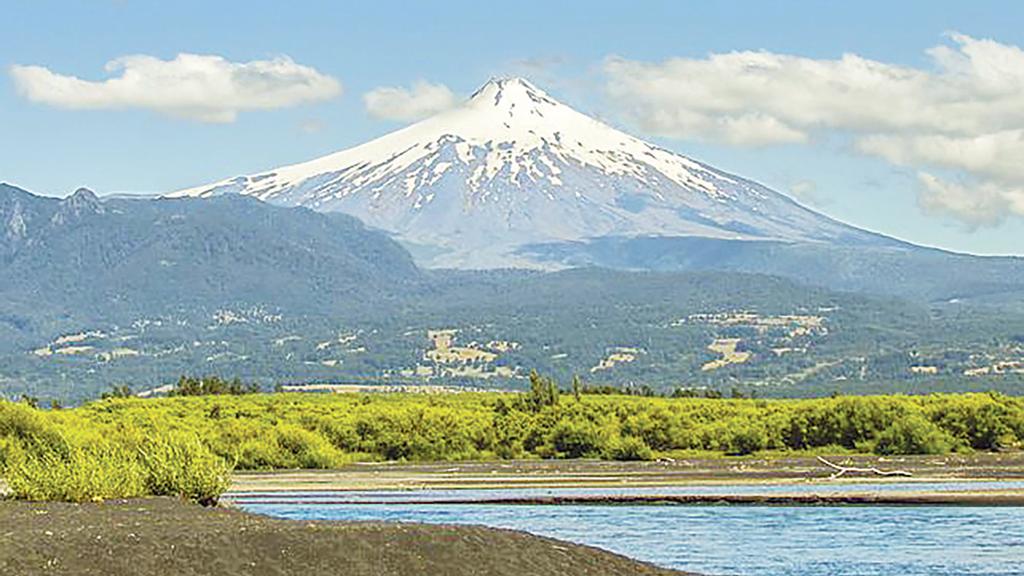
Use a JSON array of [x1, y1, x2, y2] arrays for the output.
[[603, 33, 1024, 227], [788, 180, 827, 207], [9, 53, 341, 123], [364, 81, 456, 122], [857, 130, 1024, 183], [916, 172, 1024, 229]]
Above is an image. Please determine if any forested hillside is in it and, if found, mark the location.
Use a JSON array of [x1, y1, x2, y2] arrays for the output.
[[3, 185, 1024, 403]]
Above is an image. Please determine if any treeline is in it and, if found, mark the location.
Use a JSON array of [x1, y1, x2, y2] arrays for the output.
[[2, 375, 1023, 502], [102, 376, 261, 399]]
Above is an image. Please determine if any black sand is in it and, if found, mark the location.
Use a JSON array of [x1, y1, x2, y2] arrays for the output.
[[0, 498, 689, 576]]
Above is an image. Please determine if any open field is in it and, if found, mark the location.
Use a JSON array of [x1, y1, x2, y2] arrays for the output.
[[0, 498, 686, 576]]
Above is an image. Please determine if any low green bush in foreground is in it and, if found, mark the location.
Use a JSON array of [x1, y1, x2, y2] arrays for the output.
[[0, 402, 229, 505], [2, 377, 1023, 502]]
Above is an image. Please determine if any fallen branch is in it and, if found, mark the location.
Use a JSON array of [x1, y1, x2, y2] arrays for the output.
[[817, 456, 913, 479]]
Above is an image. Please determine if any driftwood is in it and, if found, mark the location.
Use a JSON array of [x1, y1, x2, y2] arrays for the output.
[[817, 456, 913, 479]]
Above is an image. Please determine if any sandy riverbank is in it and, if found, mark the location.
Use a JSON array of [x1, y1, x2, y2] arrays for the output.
[[0, 498, 689, 576], [228, 453, 1024, 494]]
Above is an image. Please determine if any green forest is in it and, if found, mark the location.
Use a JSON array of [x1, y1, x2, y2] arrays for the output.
[[7, 268, 1024, 404], [2, 374, 1023, 504]]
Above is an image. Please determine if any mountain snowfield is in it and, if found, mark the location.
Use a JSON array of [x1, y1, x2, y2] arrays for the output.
[[172, 78, 890, 268]]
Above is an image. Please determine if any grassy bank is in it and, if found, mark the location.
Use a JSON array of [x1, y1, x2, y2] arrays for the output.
[[2, 385, 1024, 502]]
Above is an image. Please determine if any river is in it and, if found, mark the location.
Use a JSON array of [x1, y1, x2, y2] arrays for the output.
[[234, 483, 1024, 575]]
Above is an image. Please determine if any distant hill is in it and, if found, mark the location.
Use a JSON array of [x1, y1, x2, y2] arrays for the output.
[[2, 184, 1023, 403], [0, 183, 421, 350], [519, 235, 1024, 304]]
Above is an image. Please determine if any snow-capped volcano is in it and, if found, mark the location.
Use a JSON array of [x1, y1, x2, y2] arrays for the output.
[[172, 77, 887, 268]]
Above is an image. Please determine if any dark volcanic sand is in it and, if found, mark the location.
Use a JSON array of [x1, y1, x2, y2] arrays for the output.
[[0, 498, 688, 576]]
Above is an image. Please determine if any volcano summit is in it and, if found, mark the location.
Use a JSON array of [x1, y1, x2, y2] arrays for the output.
[[173, 78, 891, 268]]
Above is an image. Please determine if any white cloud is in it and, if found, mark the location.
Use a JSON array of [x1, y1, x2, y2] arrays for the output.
[[857, 130, 1024, 183], [364, 81, 456, 122], [9, 53, 341, 123], [788, 180, 826, 206], [603, 33, 1024, 226], [916, 172, 1024, 229]]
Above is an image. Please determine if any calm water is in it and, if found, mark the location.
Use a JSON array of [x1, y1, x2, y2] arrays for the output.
[[238, 486, 1024, 576]]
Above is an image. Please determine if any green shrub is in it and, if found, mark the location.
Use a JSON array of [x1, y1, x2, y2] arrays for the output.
[[237, 438, 285, 469], [873, 414, 957, 455], [0, 436, 11, 471], [0, 401, 65, 449], [620, 410, 681, 451], [926, 395, 1016, 450], [0, 401, 232, 504], [606, 435, 653, 461], [4, 435, 146, 502], [728, 424, 769, 456], [138, 432, 231, 506], [547, 419, 607, 458], [274, 424, 346, 468]]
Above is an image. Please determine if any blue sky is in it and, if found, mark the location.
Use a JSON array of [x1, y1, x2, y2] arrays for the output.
[[4, 0, 1024, 255]]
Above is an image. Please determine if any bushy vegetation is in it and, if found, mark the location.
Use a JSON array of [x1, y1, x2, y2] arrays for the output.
[[2, 383, 1023, 502], [0, 401, 229, 505]]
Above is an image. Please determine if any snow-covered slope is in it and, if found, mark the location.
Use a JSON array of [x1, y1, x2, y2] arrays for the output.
[[172, 78, 890, 268]]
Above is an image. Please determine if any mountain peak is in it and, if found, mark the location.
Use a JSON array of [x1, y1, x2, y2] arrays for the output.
[[470, 77, 552, 105], [479, 76, 539, 89], [462, 77, 564, 129], [69, 187, 99, 202], [171, 78, 884, 268], [54, 187, 105, 224], [0, 183, 36, 202]]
